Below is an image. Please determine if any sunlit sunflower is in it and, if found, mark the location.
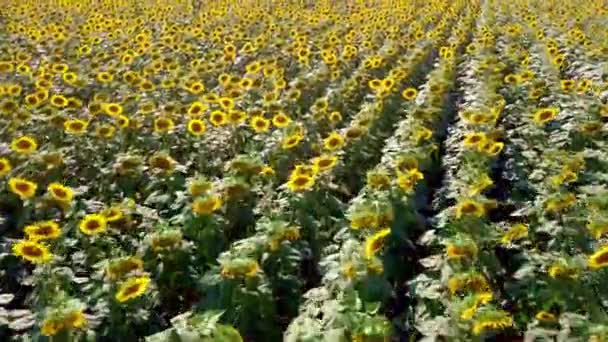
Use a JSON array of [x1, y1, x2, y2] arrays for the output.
[[533, 107, 559, 125], [455, 199, 486, 219], [8, 177, 37, 199], [250, 116, 271, 133], [588, 245, 608, 269], [402, 87, 418, 101], [107, 257, 144, 280], [312, 155, 338, 172], [209, 110, 228, 126], [187, 119, 206, 136], [25, 221, 61, 241], [96, 125, 116, 139], [153, 117, 175, 133], [12, 239, 52, 263], [115, 276, 151, 302], [187, 101, 206, 117], [0, 157, 12, 177], [364, 228, 391, 258], [79, 214, 108, 236], [463, 132, 487, 148], [323, 132, 345, 150], [272, 112, 291, 128], [11, 136, 38, 155], [103, 103, 123, 117], [286, 173, 315, 192], [50, 94, 68, 108], [192, 195, 223, 215], [47, 182, 74, 202], [64, 119, 88, 135]]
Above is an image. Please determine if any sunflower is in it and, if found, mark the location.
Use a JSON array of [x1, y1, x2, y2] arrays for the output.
[[103, 103, 123, 116], [209, 110, 228, 126], [47, 182, 74, 202], [11, 136, 38, 155], [107, 257, 144, 280], [12, 239, 52, 263], [64, 119, 88, 135], [96, 125, 116, 139], [328, 111, 342, 124], [50, 94, 68, 108], [401, 87, 418, 101], [0, 157, 12, 177], [228, 110, 247, 124], [8, 177, 37, 199], [115, 276, 151, 302], [79, 214, 108, 236], [115, 115, 130, 128], [272, 112, 291, 128], [259, 166, 275, 177], [102, 206, 124, 223], [455, 199, 486, 219], [312, 155, 338, 172], [192, 195, 223, 215], [187, 101, 206, 117], [588, 245, 608, 269], [471, 311, 513, 335], [250, 116, 271, 133], [500, 223, 528, 245], [153, 117, 175, 133], [560, 79, 575, 92], [364, 228, 391, 258], [535, 311, 557, 322], [533, 107, 559, 125], [187, 119, 206, 136], [218, 97, 234, 110], [25, 221, 61, 241], [484, 141, 504, 156], [323, 132, 345, 150], [463, 132, 487, 148], [286, 173, 315, 192], [149, 153, 176, 173]]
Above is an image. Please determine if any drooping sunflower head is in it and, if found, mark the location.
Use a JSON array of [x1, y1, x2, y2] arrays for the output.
[[115, 275, 151, 303], [455, 199, 486, 219]]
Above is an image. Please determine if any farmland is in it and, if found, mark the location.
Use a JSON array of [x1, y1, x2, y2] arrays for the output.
[[1, 0, 608, 340]]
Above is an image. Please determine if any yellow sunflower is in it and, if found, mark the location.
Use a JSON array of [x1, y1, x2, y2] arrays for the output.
[[12, 239, 52, 263], [192, 195, 223, 215], [250, 116, 271, 133], [187, 119, 207, 136], [79, 214, 108, 236], [64, 119, 88, 135], [323, 132, 345, 150], [401, 87, 418, 101], [24, 221, 61, 241], [115, 276, 151, 303], [8, 177, 37, 199], [588, 245, 608, 269], [47, 182, 74, 202], [455, 199, 486, 219], [286, 173, 315, 192], [532, 107, 559, 125], [364, 228, 391, 258], [0, 157, 12, 177], [11, 136, 38, 155]]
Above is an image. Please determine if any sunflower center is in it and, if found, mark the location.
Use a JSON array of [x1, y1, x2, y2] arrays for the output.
[[86, 220, 101, 230], [16, 140, 32, 149], [191, 123, 202, 132], [594, 251, 608, 264], [52, 188, 67, 198], [539, 111, 552, 120], [22, 245, 43, 257], [293, 176, 310, 186], [70, 122, 84, 130], [318, 159, 332, 168], [15, 182, 31, 192], [461, 203, 479, 214], [122, 283, 142, 297]]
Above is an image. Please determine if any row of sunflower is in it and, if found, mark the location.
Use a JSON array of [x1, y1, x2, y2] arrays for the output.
[[285, 4, 475, 340], [410, 1, 517, 338], [492, 2, 608, 339]]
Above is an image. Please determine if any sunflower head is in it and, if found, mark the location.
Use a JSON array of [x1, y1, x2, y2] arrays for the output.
[[79, 214, 108, 236], [115, 276, 151, 302], [12, 239, 52, 263], [11, 136, 38, 155], [8, 177, 37, 199]]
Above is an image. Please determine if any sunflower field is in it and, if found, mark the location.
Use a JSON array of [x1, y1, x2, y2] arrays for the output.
[[1, 0, 608, 340]]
